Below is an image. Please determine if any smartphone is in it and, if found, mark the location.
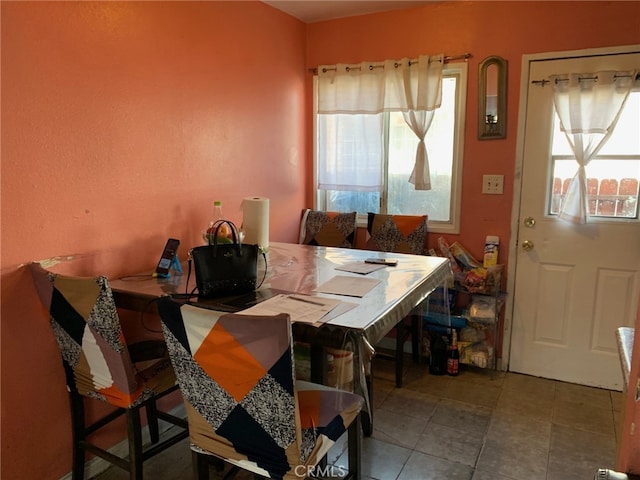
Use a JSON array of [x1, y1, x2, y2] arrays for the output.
[[364, 258, 398, 266], [155, 238, 180, 276]]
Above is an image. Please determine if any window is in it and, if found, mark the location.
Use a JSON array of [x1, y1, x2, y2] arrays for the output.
[[314, 62, 467, 234], [549, 90, 640, 219]]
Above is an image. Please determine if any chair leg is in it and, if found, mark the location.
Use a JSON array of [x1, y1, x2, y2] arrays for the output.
[[192, 451, 210, 480], [411, 315, 422, 363], [347, 414, 362, 480], [395, 322, 404, 388], [145, 399, 160, 444], [69, 392, 87, 480], [362, 371, 373, 436], [126, 408, 144, 480]]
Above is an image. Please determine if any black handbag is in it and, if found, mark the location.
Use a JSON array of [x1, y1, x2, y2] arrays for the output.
[[190, 220, 266, 299]]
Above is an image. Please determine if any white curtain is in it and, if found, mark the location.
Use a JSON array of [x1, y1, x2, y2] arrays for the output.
[[385, 57, 443, 189], [551, 70, 636, 223], [317, 54, 444, 192], [316, 113, 384, 191]]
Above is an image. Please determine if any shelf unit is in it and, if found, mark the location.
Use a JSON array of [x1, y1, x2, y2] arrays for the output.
[[422, 265, 503, 372], [454, 286, 504, 371]]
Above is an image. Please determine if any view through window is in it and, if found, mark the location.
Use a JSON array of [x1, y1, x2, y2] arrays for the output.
[[315, 64, 467, 233]]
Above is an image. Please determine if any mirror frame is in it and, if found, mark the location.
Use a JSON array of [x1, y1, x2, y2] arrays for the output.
[[478, 55, 507, 140]]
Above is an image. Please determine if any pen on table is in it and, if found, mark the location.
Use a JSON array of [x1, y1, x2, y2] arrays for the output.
[[288, 295, 326, 307]]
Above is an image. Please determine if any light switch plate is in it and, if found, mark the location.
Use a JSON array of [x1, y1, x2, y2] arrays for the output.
[[482, 174, 504, 194]]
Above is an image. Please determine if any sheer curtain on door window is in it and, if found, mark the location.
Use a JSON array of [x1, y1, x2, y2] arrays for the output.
[[551, 70, 636, 224], [316, 54, 443, 193]]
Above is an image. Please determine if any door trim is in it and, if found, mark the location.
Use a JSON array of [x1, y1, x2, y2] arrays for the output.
[[503, 44, 640, 372]]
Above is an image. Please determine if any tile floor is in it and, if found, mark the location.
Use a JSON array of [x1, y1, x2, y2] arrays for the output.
[[93, 357, 623, 480]]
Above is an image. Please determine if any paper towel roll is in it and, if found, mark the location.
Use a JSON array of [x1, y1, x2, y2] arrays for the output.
[[242, 197, 269, 249]]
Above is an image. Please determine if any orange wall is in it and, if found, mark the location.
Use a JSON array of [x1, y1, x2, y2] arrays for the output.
[[1, 2, 306, 478], [2, 1, 640, 478], [306, 0, 640, 262]]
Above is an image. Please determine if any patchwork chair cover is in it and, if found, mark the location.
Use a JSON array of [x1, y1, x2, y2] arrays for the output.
[[299, 209, 357, 248], [157, 296, 363, 480], [365, 213, 428, 255], [29, 262, 188, 480], [365, 213, 429, 387]]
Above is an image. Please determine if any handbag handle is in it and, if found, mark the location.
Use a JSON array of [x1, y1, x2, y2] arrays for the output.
[[210, 219, 243, 256]]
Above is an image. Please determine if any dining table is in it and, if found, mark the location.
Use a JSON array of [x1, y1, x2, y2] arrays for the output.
[[110, 241, 452, 434]]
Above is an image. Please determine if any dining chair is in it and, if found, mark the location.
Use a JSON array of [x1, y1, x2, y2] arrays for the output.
[[29, 262, 188, 480], [299, 209, 358, 248], [597, 178, 619, 216], [617, 177, 639, 217], [156, 296, 364, 480], [365, 213, 429, 387]]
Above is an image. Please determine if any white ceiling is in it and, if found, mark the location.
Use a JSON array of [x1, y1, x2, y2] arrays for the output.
[[263, 1, 439, 23]]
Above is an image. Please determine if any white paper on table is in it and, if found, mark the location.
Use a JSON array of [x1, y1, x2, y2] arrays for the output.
[[314, 275, 381, 298], [320, 300, 358, 322], [235, 294, 342, 324], [335, 261, 385, 275]]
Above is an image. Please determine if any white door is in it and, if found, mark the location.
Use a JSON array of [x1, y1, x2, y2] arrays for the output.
[[509, 49, 640, 390]]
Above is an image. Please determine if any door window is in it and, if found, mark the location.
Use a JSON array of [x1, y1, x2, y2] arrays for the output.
[[549, 91, 640, 219]]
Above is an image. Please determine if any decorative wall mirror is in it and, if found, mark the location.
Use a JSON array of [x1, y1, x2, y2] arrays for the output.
[[478, 55, 507, 139]]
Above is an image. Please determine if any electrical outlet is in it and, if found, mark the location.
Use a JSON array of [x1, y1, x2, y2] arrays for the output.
[[482, 174, 504, 194]]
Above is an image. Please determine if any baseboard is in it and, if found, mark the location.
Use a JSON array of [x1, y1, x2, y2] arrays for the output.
[[59, 403, 187, 480]]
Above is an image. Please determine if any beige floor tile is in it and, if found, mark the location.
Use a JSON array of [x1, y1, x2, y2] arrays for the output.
[[455, 365, 506, 387], [430, 399, 492, 435], [553, 398, 616, 436], [370, 377, 395, 409], [371, 408, 429, 449], [611, 389, 625, 412], [546, 424, 617, 480], [503, 371, 556, 398], [472, 469, 520, 480], [555, 380, 614, 409], [397, 450, 474, 480], [360, 436, 413, 480], [414, 421, 484, 467], [494, 385, 555, 422], [614, 409, 624, 445], [476, 414, 551, 479], [403, 369, 454, 397], [487, 414, 551, 447], [92, 438, 193, 480], [377, 387, 440, 419], [443, 377, 502, 409], [371, 356, 400, 382], [476, 436, 549, 480]]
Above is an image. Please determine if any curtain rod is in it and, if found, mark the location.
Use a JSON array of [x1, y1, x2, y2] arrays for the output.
[[531, 73, 640, 86], [309, 53, 472, 75]]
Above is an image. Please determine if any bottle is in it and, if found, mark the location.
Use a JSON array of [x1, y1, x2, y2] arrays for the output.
[[483, 235, 499, 267], [429, 334, 447, 375], [204, 201, 231, 244], [447, 330, 460, 376]]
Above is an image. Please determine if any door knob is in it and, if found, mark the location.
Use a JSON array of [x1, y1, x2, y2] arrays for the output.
[[522, 240, 534, 251], [524, 216, 536, 228]]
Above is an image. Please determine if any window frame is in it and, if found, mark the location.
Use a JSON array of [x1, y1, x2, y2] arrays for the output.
[[312, 62, 467, 234]]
